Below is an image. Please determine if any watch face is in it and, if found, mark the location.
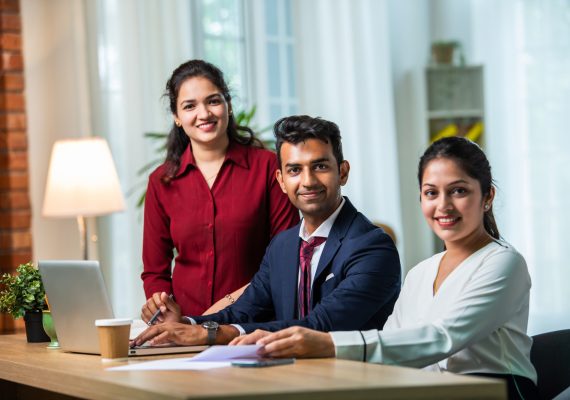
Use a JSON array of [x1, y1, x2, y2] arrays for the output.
[[202, 321, 219, 330]]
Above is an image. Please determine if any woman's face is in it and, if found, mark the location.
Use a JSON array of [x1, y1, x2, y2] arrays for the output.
[[174, 76, 230, 149], [420, 157, 492, 247]]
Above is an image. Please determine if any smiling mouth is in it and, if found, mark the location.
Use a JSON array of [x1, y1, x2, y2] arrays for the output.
[[298, 190, 325, 199], [435, 216, 461, 227], [196, 121, 217, 131]]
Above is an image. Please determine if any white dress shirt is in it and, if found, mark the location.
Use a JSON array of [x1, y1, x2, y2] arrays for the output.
[[330, 240, 537, 383]]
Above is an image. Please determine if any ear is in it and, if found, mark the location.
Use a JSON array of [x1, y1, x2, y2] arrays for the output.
[[275, 169, 287, 194], [339, 160, 350, 186], [484, 186, 496, 209]]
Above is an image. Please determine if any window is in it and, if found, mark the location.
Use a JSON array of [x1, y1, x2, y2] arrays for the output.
[[194, 0, 249, 110], [193, 0, 298, 130], [264, 0, 298, 123]]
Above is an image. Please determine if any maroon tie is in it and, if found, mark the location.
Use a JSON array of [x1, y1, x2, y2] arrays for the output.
[[298, 236, 326, 318]]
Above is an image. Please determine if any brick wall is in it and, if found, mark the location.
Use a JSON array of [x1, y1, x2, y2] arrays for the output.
[[0, 0, 30, 334]]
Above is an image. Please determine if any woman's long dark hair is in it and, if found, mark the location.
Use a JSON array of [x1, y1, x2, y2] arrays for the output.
[[417, 137, 500, 240], [161, 59, 261, 183]]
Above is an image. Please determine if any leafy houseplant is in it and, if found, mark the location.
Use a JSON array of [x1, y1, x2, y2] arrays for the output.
[[0, 262, 50, 342]]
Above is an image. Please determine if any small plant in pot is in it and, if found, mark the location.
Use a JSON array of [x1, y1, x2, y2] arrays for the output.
[[0, 262, 50, 342]]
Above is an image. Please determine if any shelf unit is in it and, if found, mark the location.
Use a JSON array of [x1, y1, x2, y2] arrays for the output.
[[425, 65, 485, 147], [425, 66, 485, 253]]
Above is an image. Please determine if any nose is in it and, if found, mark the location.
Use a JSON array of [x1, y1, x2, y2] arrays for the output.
[[196, 102, 210, 119], [301, 168, 318, 188], [437, 193, 453, 212]]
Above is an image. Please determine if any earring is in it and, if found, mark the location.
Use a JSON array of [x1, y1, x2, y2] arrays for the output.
[[175, 121, 181, 127], [484, 204, 490, 210]]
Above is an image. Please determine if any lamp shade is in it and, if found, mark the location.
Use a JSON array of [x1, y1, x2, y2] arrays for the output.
[[42, 137, 125, 217]]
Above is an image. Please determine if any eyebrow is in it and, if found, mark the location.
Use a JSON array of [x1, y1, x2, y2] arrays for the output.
[[284, 158, 331, 168], [422, 179, 470, 188], [179, 93, 223, 106]]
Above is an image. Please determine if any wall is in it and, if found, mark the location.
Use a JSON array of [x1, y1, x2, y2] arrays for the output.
[[0, 0, 29, 333], [20, 0, 94, 263]]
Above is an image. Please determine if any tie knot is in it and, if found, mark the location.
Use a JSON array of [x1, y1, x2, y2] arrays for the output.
[[300, 236, 326, 258], [307, 236, 326, 248]]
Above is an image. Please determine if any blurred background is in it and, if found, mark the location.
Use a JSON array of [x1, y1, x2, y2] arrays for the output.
[[13, 0, 570, 334]]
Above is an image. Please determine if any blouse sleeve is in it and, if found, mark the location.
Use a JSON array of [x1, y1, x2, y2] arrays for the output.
[[141, 175, 175, 299], [331, 249, 531, 366], [266, 155, 300, 238]]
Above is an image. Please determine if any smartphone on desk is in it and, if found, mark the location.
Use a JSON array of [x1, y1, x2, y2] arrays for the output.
[[231, 358, 295, 368]]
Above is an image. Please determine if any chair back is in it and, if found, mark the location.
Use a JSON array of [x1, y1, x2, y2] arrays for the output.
[[531, 329, 570, 400], [373, 222, 397, 246]]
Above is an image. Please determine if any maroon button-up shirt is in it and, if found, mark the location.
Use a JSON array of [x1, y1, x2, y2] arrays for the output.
[[142, 141, 299, 316]]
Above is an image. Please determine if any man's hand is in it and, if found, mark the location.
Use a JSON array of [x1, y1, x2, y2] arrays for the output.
[[130, 323, 241, 347], [141, 292, 181, 324], [256, 326, 336, 358], [229, 329, 271, 345]]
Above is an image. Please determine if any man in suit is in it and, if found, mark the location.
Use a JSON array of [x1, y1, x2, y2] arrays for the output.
[[132, 115, 401, 347]]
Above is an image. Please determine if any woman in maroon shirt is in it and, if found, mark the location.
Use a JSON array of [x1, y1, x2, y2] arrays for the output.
[[141, 60, 299, 318]]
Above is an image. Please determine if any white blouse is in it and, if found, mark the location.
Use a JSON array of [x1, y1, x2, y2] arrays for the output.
[[331, 240, 537, 383]]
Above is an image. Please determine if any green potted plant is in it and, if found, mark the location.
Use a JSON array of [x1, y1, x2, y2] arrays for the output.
[[0, 262, 50, 342]]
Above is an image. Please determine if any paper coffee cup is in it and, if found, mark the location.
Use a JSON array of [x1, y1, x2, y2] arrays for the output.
[[95, 318, 132, 361]]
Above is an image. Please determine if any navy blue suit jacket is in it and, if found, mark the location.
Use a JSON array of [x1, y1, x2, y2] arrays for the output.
[[192, 198, 401, 333]]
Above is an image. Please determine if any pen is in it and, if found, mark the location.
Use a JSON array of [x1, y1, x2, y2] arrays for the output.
[[147, 293, 174, 326]]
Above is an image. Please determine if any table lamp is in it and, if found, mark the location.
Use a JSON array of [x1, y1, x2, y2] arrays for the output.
[[42, 137, 125, 260]]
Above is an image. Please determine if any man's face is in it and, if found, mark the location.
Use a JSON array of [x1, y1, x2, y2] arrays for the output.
[[276, 138, 349, 226]]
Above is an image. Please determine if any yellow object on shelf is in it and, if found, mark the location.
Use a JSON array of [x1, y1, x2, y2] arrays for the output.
[[465, 121, 483, 142], [431, 124, 457, 143]]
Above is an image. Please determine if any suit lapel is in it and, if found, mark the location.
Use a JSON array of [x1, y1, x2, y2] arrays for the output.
[[280, 231, 301, 320], [312, 198, 357, 285]]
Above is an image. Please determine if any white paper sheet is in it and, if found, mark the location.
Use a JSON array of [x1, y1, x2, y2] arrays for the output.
[[107, 345, 262, 371], [129, 319, 148, 340]]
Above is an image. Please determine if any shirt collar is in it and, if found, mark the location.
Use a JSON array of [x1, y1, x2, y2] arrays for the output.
[[299, 197, 346, 241], [174, 140, 250, 178]]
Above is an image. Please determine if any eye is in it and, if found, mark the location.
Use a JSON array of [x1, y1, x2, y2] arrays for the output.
[[183, 103, 195, 110], [209, 97, 222, 105], [287, 167, 301, 175], [314, 163, 329, 171], [451, 187, 468, 196], [423, 189, 437, 198]]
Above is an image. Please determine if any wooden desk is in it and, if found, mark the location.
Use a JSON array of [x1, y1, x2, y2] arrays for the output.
[[0, 334, 506, 400]]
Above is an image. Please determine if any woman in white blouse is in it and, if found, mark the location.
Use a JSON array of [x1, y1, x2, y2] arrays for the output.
[[240, 137, 538, 400]]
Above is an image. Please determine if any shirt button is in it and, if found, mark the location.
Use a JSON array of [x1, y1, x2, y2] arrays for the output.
[[208, 224, 213, 229], [209, 250, 214, 256], [207, 281, 212, 287]]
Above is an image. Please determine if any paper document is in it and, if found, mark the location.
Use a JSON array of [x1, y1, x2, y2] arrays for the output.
[[108, 345, 261, 371], [129, 319, 148, 340]]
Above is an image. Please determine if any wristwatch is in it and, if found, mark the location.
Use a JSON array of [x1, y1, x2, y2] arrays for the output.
[[201, 321, 219, 345]]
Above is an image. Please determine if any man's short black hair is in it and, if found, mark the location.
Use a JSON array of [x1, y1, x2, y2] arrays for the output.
[[274, 115, 344, 169]]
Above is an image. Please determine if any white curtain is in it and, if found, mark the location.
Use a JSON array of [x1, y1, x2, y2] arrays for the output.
[[293, 0, 404, 263], [84, 0, 194, 318], [472, 0, 570, 334]]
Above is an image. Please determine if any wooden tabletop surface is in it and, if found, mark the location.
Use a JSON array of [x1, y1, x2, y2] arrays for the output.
[[0, 334, 506, 400]]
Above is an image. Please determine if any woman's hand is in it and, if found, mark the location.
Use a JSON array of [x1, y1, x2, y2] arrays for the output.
[[141, 291, 181, 324], [229, 329, 271, 345], [256, 326, 336, 359]]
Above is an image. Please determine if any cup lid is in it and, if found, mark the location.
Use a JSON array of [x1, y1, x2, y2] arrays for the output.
[[95, 318, 132, 326]]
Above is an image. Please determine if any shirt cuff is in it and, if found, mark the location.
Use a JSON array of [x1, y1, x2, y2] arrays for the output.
[[231, 324, 246, 336], [330, 330, 381, 362], [183, 316, 196, 325], [330, 331, 366, 361]]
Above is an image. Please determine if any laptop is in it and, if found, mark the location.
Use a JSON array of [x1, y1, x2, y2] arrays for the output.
[[39, 260, 207, 356]]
